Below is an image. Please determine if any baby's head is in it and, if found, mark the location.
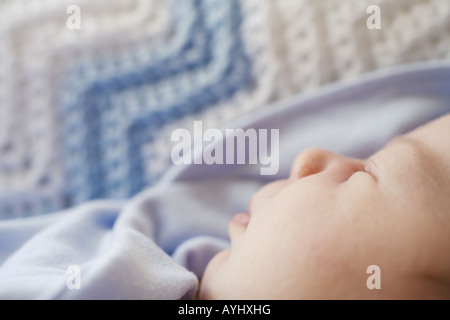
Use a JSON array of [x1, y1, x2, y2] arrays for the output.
[[199, 113, 450, 300]]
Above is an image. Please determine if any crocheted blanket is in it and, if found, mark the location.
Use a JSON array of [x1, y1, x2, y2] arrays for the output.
[[1, 0, 449, 219]]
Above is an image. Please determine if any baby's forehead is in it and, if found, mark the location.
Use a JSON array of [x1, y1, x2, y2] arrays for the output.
[[409, 115, 450, 154], [414, 116, 450, 198], [380, 116, 450, 200], [419, 114, 450, 134]]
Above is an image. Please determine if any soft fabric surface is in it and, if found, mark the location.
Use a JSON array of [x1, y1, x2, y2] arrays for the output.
[[1, 0, 449, 219], [0, 62, 449, 299]]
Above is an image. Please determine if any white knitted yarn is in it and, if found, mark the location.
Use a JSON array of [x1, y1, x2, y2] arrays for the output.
[[144, 0, 450, 183], [0, 0, 171, 216], [0, 0, 449, 218]]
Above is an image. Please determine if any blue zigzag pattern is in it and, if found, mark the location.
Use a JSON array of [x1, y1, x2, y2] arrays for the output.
[[61, 0, 251, 207]]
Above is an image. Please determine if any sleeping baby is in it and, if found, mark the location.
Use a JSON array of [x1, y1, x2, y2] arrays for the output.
[[199, 113, 450, 300]]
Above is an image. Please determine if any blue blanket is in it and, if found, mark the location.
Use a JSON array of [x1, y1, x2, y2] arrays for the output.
[[0, 62, 449, 299]]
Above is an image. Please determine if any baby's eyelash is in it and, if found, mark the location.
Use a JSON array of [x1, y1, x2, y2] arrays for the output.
[[363, 161, 378, 181]]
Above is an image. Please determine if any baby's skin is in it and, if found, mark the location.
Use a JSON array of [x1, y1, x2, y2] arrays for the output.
[[200, 114, 450, 300]]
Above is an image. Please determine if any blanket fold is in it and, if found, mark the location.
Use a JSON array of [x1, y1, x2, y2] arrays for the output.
[[0, 61, 449, 299]]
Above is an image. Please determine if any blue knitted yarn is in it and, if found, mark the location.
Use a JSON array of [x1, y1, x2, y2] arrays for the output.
[[61, 0, 250, 207], [2, 0, 448, 219]]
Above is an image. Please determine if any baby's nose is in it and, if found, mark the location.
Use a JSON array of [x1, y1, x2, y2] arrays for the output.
[[289, 148, 336, 180], [289, 147, 366, 181]]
